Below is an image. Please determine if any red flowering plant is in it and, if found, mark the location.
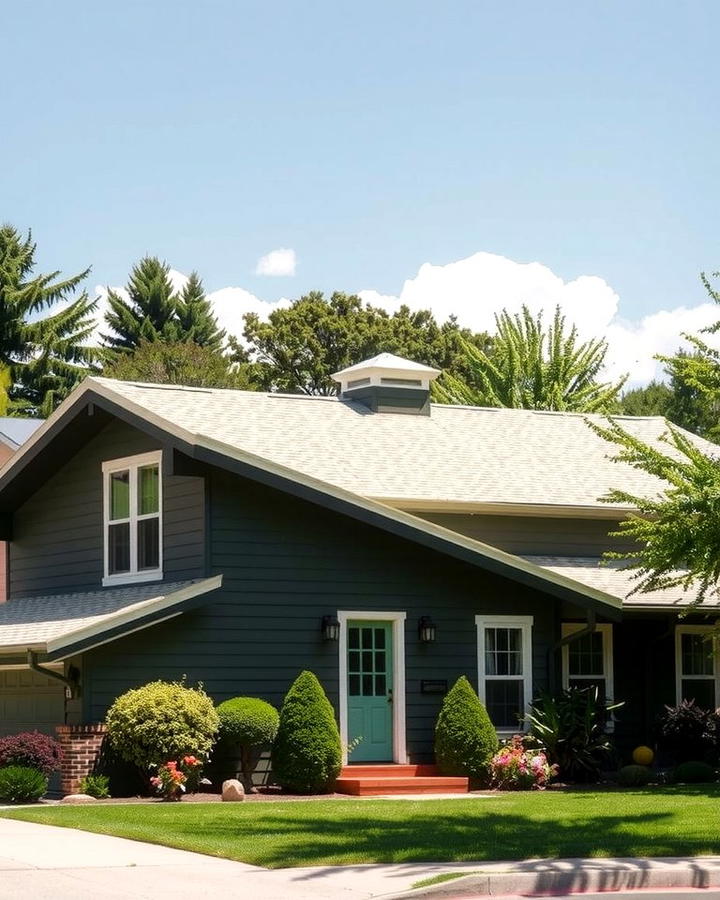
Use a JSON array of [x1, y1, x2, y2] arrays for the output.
[[490, 735, 558, 790], [150, 756, 204, 801]]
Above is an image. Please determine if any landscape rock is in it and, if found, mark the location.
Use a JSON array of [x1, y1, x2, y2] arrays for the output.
[[221, 779, 245, 802], [60, 793, 98, 804]]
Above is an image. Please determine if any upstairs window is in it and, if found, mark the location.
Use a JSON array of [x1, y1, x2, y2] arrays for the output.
[[103, 452, 162, 585], [475, 615, 533, 731]]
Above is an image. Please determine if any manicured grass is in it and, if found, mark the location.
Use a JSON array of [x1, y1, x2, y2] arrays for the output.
[[412, 872, 477, 889], [3, 786, 720, 869]]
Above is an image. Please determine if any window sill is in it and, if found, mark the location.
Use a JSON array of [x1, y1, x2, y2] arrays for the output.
[[102, 571, 164, 588]]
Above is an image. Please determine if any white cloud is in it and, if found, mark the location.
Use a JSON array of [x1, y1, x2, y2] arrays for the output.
[[88, 250, 720, 389], [255, 248, 297, 277]]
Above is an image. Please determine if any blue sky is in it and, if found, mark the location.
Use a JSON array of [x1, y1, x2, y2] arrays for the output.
[[3, 1, 719, 383]]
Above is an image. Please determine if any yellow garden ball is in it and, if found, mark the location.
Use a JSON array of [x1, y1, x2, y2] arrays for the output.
[[632, 745, 654, 766]]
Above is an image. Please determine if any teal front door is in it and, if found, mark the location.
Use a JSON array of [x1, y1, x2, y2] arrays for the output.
[[347, 621, 394, 762]]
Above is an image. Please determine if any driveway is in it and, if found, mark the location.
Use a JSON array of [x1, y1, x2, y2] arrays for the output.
[[0, 816, 479, 899]]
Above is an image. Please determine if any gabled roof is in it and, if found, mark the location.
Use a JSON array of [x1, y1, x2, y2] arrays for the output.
[[35, 376, 709, 515], [0, 377, 626, 618], [0, 576, 222, 661]]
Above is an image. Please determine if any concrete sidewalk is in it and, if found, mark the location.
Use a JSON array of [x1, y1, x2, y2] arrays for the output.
[[1, 816, 719, 899]]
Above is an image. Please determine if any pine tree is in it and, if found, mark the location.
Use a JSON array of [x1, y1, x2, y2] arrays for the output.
[[102, 257, 179, 353], [433, 305, 625, 413], [0, 224, 98, 416], [175, 272, 225, 351]]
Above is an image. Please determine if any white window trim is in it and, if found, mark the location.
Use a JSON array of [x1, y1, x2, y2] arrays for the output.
[[675, 624, 720, 706], [475, 614, 533, 735], [102, 451, 163, 587], [561, 623, 615, 732], [337, 610, 407, 766]]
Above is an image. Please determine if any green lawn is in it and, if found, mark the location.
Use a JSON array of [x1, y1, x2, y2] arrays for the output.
[[3, 787, 720, 869]]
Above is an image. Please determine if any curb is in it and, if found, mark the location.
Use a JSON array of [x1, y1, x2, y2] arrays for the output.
[[381, 857, 720, 898]]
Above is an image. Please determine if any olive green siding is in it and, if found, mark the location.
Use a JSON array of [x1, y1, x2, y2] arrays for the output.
[[9, 419, 206, 598], [83, 466, 558, 761]]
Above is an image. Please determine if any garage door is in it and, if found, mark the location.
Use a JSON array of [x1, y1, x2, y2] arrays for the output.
[[0, 669, 65, 737]]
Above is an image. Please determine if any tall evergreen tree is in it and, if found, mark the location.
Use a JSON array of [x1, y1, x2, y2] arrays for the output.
[[102, 257, 179, 352], [0, 224, 98, 416], [433, 305, 625, 413], [175, 272, 225, 351]]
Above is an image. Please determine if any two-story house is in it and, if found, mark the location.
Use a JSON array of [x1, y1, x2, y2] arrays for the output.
[[0, 355, 714, 791]]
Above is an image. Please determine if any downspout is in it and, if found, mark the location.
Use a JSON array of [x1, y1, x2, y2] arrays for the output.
[[27, 651, 80, 700]]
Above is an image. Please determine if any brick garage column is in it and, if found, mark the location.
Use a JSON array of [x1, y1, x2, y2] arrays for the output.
[[55, 724, 106, 796]]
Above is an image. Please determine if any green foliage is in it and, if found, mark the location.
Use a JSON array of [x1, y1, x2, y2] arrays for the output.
[[105, 679, 219, 770], [102, 339, 253, 389], [78, 774, 111, 799], [272, 671, 342, 794], [527, 687, 619, 783], [617, 764, 652, 787], [0, 224, 99, 415], [588, 417, 720, 603], [102, 258, 224, 355], [240, 291, 489, 395], [620, 381, 673, 417], [434, 676, 498, 782], [0, 765, 47, 803], [217, 697, 280, 791], [433, 305, 625, 412], [672, 760, 717, 783]]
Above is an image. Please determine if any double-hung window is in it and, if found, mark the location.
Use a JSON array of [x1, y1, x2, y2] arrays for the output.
[[103, 451, 162, 586], [676, 626, 719, 709], [475, 615, 533, 731], [561, 624, 614, 703]]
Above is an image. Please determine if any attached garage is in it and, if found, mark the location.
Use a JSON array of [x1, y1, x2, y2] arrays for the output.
[[0, 669, 65, 737]]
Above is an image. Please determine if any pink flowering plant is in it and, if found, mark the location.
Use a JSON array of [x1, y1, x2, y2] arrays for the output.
[[490, 735, 558, 790], [150, 755, 203, 801]]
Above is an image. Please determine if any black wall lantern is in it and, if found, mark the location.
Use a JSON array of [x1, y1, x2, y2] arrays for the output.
[[321, 614, 340, 641], [418, 615, 436, 643]]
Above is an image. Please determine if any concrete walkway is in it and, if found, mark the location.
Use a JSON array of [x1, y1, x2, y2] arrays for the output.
[[1, 816, 719, 899]]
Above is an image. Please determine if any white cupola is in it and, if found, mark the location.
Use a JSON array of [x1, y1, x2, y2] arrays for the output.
[[331, 353, 441, 415]]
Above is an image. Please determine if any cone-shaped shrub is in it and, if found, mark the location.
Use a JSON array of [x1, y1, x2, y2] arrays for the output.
[[434, 675, 498, 782], [272, 671, 342, 794]]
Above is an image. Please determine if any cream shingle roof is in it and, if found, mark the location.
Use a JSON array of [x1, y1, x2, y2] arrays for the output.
[[0, 576, 221, 657], [88, 378, 712, 511], [526, 557, 718, 610]]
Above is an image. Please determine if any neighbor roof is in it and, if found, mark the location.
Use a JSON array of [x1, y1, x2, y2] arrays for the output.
[[0, 576, 222, 660], [526, 557, 718, 611], [60, 377, 712, 514], [0, 417, 43, 451]]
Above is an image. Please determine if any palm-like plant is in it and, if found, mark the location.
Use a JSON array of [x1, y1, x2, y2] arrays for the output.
[[0, 225, 98, 416], [432, 305, 625, 413]]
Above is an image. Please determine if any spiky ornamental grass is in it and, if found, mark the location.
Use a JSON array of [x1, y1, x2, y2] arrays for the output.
[[588, 416, 720, 605], [0, 224, 99, 415], [432, 305, 625, 413]]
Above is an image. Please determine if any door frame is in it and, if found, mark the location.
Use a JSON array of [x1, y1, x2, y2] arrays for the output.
[[338, 610, 407, 765]]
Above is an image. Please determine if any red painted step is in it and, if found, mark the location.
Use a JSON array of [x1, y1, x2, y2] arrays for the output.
[[335, 764, 469, 796]]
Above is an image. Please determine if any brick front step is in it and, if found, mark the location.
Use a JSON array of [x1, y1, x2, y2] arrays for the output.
[[336, 764, 469, 796]]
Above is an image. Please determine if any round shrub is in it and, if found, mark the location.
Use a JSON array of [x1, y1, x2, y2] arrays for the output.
[[435, 676, 498, 783], [105, 679, 219, 770], [672, 760, 717, 784], [272, 671, 342, 794], [217, 697, 280, 792], [0, 765, 48, 803], [617, 764, 652, 787], [0, 731, 62, 776], [656, 700, 718, 764]]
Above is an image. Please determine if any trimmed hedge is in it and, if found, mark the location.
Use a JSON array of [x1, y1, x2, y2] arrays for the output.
[[617, 764, 652, 787], [105, 680, 219, 770], [673, 760, 717, 784], [435, 676, 498, 782], [0, 731, 62, 777], [0, 765, 48, 803], [272, 671, 342, 794], [216, 697, 280, 791]]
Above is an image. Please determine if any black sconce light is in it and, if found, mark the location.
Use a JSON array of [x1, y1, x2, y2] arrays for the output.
[[321, 614, 340, 641], [418, 615, 436, 643]]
